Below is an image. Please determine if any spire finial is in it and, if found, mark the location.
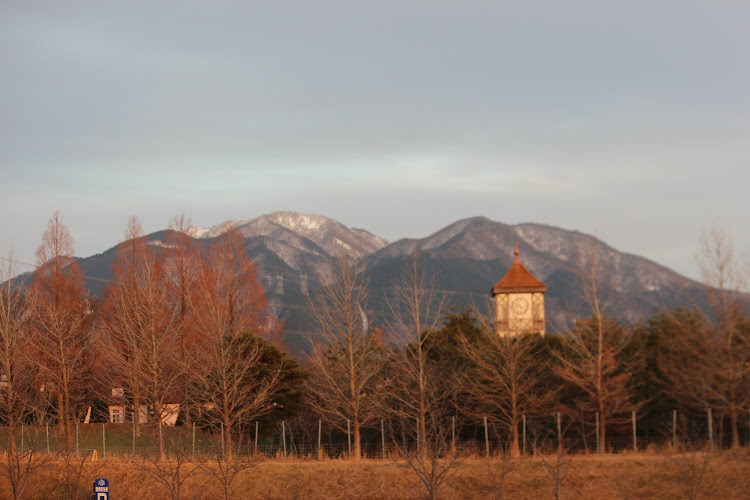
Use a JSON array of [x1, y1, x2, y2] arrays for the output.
[[514, 242, 520, 264]]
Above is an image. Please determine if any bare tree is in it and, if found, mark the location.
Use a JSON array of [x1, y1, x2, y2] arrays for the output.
[[166, 214, 200, 362], [0, 252, 48, 500], [196, 431, 261, 500], [696, 228, 750, 448], [0, 253, 30, 457], [133, 431, 199, 500], [396, 412, 461, 500], [460, 330, 554, 458], [379, 255, 466, 500], [386, 254, 449, 450], [481, 453, 514, 500], [58, 446, 89, 500], [660, 228, 750, 448], [99, 216, 185, 461], [187, 225, 284, 459], [27, 211, 93, 454], [164, 214, 203, 428], [553, 239, 639, 451], [99, 217, 147, 437], [0, 444, 46, 500], [305, 254, 386, 460], [670, 442, 714, 500], [539, 447, 572, 500], [698, 227, 746, 318]]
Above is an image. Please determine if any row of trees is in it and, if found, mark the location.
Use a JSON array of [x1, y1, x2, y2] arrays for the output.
[[2, 212, 749, 471], [304, 232, 750, 459], [0, 212, 303, 466]]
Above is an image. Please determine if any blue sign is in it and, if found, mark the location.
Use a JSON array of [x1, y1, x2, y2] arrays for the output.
[[93, 478, 109, 500]]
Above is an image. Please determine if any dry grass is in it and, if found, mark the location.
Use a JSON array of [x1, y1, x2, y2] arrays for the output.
[[1, 449, 749, 499]]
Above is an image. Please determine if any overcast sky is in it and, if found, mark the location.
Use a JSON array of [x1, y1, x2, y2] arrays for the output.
[[1, 1, 748, 281]]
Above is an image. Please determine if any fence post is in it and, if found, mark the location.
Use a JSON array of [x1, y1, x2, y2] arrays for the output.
[[318, 420, 322, 460], [192, 422, 195, 458], [347, 419, 351, 456], [21, 422, 24, 453], [522, 414, 526, 456], [132, 419, 135, 458], [556, 412, 562, 453], [484, 416, 490, 457], [282, 421, 287, 459], [255, 421, 259, 456], [451, 416, 456, 455], [221, 423, 225, 461], [46, 422, 50, 454], [672, 409, 677, 448], [632, 411, 637, 452], [76, 422, 79, 455], [102, 423, 106, 460], [707, 408, 713, 451], [381, 419, 386, 460], [595, 412, 600, 454], [416, 418, 420, 454]]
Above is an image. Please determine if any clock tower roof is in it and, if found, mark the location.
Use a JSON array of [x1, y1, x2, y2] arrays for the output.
[[491, 244, 547, 295]]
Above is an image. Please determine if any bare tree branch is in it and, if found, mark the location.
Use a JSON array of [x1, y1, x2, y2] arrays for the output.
[[304, 254, 386, 460]]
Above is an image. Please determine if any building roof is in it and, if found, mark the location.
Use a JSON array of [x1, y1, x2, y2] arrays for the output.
[[491, 244, 547, 295]]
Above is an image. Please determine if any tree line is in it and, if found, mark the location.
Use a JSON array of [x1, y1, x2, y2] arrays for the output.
[[304, 229, 750, 459], [2, 212, 749, 470]]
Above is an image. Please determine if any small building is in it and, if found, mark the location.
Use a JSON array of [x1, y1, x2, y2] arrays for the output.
[[108, 403, 148, 424], [490, 243, 547, 336], [109, 405, 126, 424], [107, 387, 180, 425], [161, 404, 180, 426]]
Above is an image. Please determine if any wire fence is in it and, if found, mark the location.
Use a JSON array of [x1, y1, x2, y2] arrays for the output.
[[2, 408, 749, 461]]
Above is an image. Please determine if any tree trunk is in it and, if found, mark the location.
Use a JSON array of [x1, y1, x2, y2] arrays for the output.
[[730, 406, 740, 449], [509, 395, 521, 459], [224, 415, 233, 460], [62, 391, 73, 455], [134, 392, 141, 437], [599, 407, 607, 453], [418, 353, 427, 455], [6, 415, 16, 456], [509, 416, 521, 459], [155, 402, 166, 462], [57, 393, 65, 435], [354, 418, 362, 460]]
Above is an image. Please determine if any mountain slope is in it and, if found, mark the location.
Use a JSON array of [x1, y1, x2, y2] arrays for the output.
[[362, 217, 704, 329], [16, 212, 721, 352], [190, 211, 386, 261]]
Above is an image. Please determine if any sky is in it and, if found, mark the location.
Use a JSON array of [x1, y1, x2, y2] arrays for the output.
[[1, 1, 749, 281]]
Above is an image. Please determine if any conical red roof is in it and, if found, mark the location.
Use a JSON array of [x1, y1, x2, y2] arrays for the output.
[[491, 244, 547, 295]]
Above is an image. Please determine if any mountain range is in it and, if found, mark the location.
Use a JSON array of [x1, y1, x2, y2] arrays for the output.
[[57, 211, 714, 352]]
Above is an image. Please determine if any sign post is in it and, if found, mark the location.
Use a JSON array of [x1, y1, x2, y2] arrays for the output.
[[93, 478, 109, 500]]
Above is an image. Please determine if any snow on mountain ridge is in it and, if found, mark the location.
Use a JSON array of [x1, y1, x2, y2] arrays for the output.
[[180, 212, 388, 262], [185, 226, 210, 238], [187, 213, 342, 239], [513, 223, 681, 293], [176, 214, 682, 298], [185, 218, 254, 239], [513, 224, 580, 263], [268, 212, 327, 233]]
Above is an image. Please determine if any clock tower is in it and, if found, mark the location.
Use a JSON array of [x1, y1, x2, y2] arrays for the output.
[[490, 243, 547, 336]]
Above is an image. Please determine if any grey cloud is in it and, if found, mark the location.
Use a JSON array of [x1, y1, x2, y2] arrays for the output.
[[1, 1, 749, 281]]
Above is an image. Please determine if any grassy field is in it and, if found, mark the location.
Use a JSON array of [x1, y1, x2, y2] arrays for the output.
[[2, 447, 750, 500]]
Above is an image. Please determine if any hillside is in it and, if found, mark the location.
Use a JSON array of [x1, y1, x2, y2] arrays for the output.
[[14, 212, 717, 351]]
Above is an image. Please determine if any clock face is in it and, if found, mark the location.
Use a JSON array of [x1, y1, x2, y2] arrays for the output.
[[511, 297, 529, 315]]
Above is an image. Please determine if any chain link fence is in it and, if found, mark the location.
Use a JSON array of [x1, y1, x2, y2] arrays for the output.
[[2, 408, 749, 461]]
